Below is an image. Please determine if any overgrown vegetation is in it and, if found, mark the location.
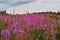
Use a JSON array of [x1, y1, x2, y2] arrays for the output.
[[0, 11, 60, 40], [0, 10, 6, 14]]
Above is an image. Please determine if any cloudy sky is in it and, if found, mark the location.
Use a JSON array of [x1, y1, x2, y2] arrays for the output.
[[0, 0, 60, 11], [0, 0, 36, 10]]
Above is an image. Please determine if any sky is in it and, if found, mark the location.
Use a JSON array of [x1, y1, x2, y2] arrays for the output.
[[0, 0, 36, 10], [0, 0, 60, 12]]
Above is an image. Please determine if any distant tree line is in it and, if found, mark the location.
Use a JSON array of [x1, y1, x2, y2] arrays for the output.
[[0, 10, 6, 14], [33, 11, 60, 15], [57, 11, 60, 15], [0, 10, 60, 15]]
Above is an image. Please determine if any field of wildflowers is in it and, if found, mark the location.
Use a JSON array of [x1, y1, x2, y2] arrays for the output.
[[0, 12, 60, 40]]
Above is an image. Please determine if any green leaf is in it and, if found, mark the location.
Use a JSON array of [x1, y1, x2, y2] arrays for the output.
[[11, 34, 18, 40], [39, 35, 44, 40], [56, 32, 60, 40]]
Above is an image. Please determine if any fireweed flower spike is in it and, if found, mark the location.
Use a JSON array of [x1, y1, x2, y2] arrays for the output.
[[43, 22, 48, 28], [14, 29, 24, 39], [48, 22, 53, 29], [13, 22, 20, 27], [1, 29, 11, 40], [26, 26, 32, 32]]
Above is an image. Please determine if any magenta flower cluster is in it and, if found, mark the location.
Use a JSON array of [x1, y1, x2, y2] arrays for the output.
[[0, 13, 60, 40]]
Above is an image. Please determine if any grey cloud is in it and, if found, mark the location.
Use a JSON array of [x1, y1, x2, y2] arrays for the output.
[[0, 0, 35, 10], [0, 0, 38, 10]]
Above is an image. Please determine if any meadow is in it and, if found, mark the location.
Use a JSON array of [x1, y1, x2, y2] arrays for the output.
[[0, 12, 60, 40]]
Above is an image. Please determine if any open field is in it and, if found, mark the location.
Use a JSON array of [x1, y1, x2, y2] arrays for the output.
[[0, 12, 60, 40]]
